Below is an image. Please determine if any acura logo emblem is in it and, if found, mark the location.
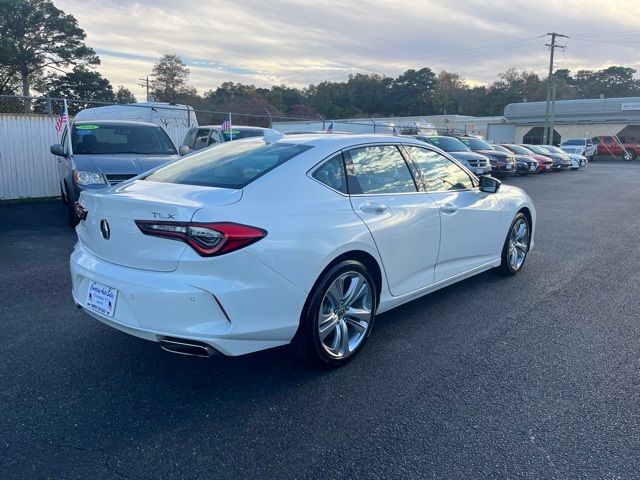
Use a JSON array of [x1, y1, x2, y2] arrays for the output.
[[100, 219, 110, 240]]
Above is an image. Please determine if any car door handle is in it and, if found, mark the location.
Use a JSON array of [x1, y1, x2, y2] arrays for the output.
[[439, 203, 459, 214], [359, 202, 389, 214]]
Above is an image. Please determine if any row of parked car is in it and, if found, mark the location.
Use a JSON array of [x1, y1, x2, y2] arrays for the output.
[[412, 134, 587, 177]]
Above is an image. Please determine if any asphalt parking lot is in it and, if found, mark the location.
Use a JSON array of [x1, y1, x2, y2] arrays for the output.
[[2, 162, 640, 479]]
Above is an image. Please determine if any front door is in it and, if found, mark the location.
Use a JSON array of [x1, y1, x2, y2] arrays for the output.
[[344, 145, 441, 296], [403, 146, 505, 282]]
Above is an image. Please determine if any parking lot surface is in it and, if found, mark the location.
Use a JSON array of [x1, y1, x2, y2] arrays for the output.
[[2, 163, 640, 479]]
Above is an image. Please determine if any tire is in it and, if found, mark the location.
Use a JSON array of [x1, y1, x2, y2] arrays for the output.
[[290, 260, 377, 367], [60, 185, 67, 205], [498, 213, 530, 275]]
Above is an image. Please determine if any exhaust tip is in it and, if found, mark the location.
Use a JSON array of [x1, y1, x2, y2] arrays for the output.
[[159, 337, 217, 358]]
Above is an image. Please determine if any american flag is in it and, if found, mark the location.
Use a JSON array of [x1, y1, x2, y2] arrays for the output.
[[55, 105, 68, 134], [392, 126, 399, 136], [221, 113, 232, 132], [326, 121, 334, 134]]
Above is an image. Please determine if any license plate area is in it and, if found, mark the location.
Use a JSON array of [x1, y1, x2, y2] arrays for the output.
[[85, 281, 118, 317]]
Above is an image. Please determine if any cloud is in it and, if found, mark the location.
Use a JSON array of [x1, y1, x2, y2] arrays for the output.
[[56, 0, 640, 98]]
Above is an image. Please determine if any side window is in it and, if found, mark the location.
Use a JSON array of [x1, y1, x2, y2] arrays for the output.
[[346, 145, 416, 194], [208, 131, 221, 146], [183, 128, 197, 148], [405, 146, 474, 192], [312, 153, 347, 194], [193, 128, 212, 150]]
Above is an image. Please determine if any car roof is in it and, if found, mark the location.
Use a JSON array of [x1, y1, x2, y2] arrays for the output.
[[197, 125, 267, 131], [263, 133, 429, 149], [73, 119, 159, 127]]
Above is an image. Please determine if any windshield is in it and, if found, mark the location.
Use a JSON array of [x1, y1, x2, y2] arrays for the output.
[[72, 124, 177, 155], [491, 144, 511, 154], [221, 129, 264, 142], [144, 141, 312, 189], [459, 137, 494, 150], [505, 144, 531, 155], [545, 146, 564, 153], [416, 136, 470, 152], [526, 145, 551, 154], [562, 139, 585, 146]]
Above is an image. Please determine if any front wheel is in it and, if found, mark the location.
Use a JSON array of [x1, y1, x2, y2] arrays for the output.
[[498, 213, 530, 275], [290, 260, 377, 367]]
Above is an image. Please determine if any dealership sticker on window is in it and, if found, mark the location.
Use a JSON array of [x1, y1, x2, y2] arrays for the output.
[[76, 125, 100, 130]]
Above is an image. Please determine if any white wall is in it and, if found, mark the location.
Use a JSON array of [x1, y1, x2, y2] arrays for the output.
[[0, 115, 191, 200], [0, 115, 61, 200]]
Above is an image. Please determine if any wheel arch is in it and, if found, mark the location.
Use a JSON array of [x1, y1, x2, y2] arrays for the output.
[[312, 249, 384, 305], [517, 206, 533, 238]]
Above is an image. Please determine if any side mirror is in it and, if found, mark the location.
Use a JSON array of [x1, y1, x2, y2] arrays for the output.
[[50, 144, 65, 157], [178, 145, 190, 156], [479, 175, 501, 194]]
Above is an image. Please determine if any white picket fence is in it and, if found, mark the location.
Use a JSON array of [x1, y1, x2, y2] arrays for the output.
[[0, 114, 190, 201]]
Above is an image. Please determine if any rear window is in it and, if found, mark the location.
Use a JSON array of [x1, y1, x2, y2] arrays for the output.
[[562, 139, 585, 146], [221, 129, 264, 142], [144, 141, 312, 189], [72, 124, 177, 155]]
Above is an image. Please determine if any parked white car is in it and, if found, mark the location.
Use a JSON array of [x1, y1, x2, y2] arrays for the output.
[[559, 138, 597, 160], [71, 134, 536, 366]]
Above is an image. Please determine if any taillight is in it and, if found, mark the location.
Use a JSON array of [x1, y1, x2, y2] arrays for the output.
[[134, 221, 267, 257]]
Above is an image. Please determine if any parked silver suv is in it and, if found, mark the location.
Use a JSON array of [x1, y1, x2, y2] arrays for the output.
[[51, 120, 182, 226]]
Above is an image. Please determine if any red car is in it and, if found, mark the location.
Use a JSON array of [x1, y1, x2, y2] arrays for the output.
[[593, 136, 640, 161], [501, 144, 554, 172]]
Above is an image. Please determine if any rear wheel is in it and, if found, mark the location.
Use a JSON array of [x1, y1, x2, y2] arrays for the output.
[[498, 213, 530, 275], [290, 260, 377, 367]]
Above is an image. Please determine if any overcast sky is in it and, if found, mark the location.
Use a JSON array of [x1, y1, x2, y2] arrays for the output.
[[57, 0, 640, 98]]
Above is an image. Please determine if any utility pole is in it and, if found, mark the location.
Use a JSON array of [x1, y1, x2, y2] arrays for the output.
[[542, 32, 567, 144], [138, 76, 153, 102]]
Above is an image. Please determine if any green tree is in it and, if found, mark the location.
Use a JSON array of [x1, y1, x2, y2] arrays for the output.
[[433, 71, 468, 115], [151, 54, 191, 103], [0, 0, 99, 111], [42, 66, 114, 114], [389, 68, 437, 116], [115, 85, 137, 104]]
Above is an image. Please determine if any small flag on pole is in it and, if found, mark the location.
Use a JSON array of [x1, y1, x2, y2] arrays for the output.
[[392, 126, 399, 136], [326, 121, 334, 134], [221, 113, 232, 132], [55, 104, 68, 134]]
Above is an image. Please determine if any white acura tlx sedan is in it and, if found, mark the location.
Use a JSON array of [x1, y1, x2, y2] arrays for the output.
[[71, 133, 536, 366]]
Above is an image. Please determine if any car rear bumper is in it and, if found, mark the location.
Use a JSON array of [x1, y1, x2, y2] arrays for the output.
[[70, 244, 307, 356]]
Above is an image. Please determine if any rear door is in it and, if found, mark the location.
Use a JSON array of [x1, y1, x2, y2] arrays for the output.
[[345, 144, 440, 296], [404, 146, 505, 282]]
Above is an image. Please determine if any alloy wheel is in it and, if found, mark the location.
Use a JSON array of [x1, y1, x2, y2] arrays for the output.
[[318, 272, 372, 359], [508, 219, 529, 271]]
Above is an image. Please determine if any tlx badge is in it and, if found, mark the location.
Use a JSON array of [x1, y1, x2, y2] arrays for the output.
[[151, 212, 176, 220]]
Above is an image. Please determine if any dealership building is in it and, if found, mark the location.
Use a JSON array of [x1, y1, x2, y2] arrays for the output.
[[503, 96, 640, 145]]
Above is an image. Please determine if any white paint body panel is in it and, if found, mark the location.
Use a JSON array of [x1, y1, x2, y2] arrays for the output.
[[70, 134, 536, 356]]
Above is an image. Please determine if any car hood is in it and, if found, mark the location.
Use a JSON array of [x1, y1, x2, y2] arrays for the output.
[[475, 149, 510, 162], [73, 153, 180, 175], [448, 151, 489, 162]]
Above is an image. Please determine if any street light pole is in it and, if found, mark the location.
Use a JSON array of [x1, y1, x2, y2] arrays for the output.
[[542, 32, 567, 145]]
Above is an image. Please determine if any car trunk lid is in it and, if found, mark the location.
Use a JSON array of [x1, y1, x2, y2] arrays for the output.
[[77, 180, 242, 272]]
